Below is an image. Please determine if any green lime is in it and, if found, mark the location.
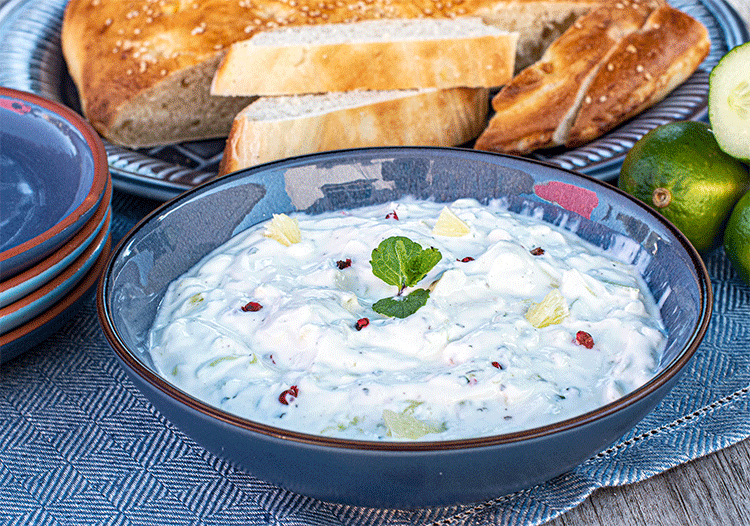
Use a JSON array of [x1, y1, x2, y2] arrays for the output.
[[724, 189, 750, 285], [709, 41, 750, 164], [618, 121, 750, 253]]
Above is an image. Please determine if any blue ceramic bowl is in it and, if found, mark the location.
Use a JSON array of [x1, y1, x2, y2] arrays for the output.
[[0, 87, 109, 279], [98, 147, 712, 508]]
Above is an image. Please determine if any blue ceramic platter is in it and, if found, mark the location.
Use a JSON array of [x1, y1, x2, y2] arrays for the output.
[[0, 0, 746, 200], [98, 147, 712, 508], [0, 87, 109, 279]]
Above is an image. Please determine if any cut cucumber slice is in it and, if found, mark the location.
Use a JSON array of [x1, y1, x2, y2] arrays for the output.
[[709, 42, 750, 164]]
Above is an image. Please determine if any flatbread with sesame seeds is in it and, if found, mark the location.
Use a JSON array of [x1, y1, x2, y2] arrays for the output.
[[61, 0, 602, 149], [474, 0, 710, 155]]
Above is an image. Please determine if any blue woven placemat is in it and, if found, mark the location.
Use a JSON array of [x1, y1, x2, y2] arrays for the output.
[[1, 191, 749, 526]]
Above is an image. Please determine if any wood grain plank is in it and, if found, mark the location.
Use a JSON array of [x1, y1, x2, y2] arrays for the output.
[[546, 438, 750, 525]]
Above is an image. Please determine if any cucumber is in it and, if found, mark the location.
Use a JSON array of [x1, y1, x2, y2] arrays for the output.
[[709, 42, 750, 164]]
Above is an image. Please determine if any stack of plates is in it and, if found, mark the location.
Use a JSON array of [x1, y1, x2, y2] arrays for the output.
[[0, 87, 112, 363]]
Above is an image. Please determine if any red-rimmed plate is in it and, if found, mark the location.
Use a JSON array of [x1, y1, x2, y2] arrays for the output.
[[0, 87, 109, 279]]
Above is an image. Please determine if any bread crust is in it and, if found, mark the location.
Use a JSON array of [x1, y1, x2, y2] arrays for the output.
[[474, 0, 662, 155], [61, 0, 601, 148], [211, 23, 518, 95], [565, 5, 711, 147], [219, 88, 489, 175]]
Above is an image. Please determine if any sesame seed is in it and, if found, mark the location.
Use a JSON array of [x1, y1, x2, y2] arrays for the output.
[[636, 64, 644, 72], [599, 95, 607, 103], [585, 95, 592, 104], [626, 44, 637, 53], [607, 63, 614, 71]]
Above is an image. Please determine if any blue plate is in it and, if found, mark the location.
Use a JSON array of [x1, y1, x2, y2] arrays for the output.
[[0, 87, 109, 279], [0, 235, 111, 363], [0, 212, 110, 334], [98, 147, 712, 508], [0, 180, 111, 308]]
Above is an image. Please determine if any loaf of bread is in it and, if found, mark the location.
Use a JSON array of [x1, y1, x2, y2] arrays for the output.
[[474, 1, 710, 155], [218, 88, 489, 175], [211, 18, 518, 96], [61, 0, 601, 148]]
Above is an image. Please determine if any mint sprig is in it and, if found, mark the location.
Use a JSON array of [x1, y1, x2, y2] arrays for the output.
[[370, 236, 441, 318]]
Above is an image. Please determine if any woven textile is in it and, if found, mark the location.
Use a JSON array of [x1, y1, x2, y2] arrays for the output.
[[1, 191, 749, 526]]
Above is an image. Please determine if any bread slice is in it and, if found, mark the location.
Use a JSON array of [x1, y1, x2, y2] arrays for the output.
[[474, 0, 662, 155], [211, 18, 518, 96], [61, 0, 601, 149], [566, 5, 711, 147], [218, 88, 489, 175]]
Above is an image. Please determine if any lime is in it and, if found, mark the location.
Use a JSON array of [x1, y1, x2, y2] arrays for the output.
[[618, 121, 750, 253], [724, 189, 750, 285], [709, 42, 750, 164]]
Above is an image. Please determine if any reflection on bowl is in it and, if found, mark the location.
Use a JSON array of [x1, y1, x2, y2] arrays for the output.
[[98, 147, 711, 508]]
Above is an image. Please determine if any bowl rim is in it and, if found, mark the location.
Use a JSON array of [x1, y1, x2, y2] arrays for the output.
[[0, 87, 109, 270], [97, 146, 713, 452]]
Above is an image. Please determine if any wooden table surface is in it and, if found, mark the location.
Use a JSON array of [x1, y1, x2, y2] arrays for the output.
[[549, 3, 750, 523]]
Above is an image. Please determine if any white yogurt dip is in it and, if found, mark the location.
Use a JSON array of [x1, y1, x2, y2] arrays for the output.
[[148, 198, 666, 441]]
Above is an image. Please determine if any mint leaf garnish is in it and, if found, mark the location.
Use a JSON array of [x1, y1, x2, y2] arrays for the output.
[[370, 236, 441, 291], [370, 236, 441, 318], [373, 289, 430, 318]]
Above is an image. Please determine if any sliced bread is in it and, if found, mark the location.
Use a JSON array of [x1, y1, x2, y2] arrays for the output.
[[211, 18, 518, 96], [61, 0, 601, 148], [218, 88, 489, 175]]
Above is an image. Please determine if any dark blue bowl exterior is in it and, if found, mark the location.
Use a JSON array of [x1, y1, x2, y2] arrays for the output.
[[99, 147, 711, 508]]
